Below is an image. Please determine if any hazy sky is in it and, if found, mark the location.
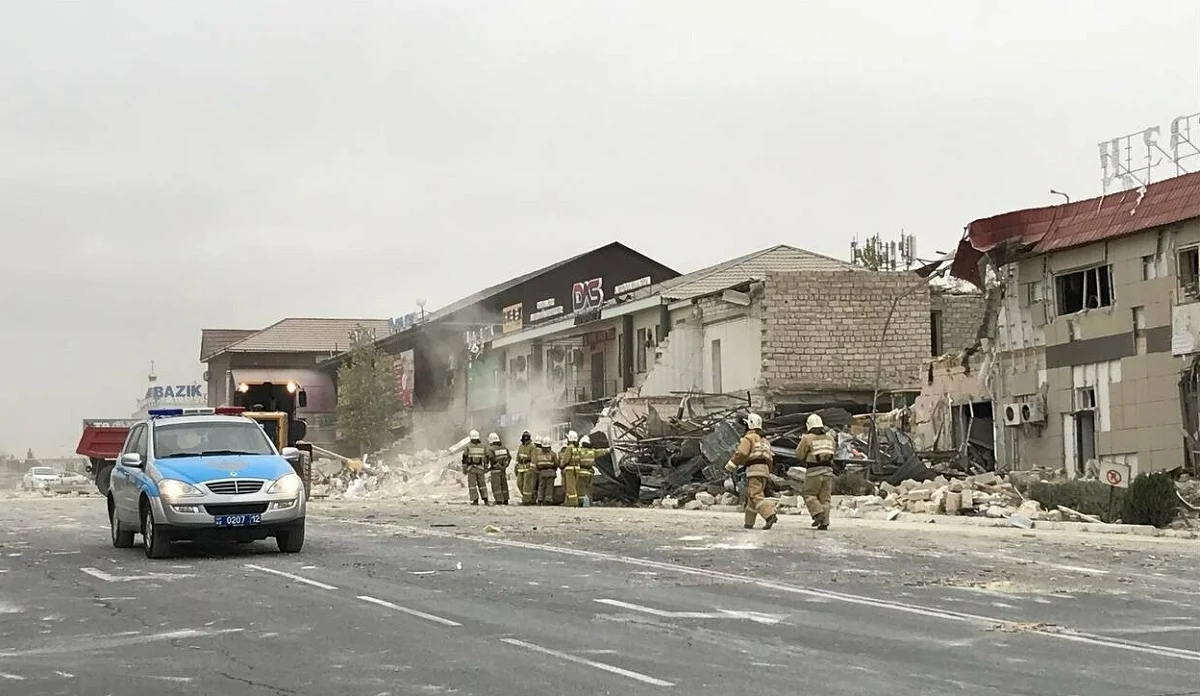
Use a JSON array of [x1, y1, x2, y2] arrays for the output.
[[2, 1, 1198, 456]]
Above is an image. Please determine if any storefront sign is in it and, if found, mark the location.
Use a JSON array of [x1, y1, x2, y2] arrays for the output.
[[573, 308, 603, 326], [530, 298, 564, 323], [614, 276, 652, 295], [145, 384, 204, 400], [581, 327, 616, 347], [571, 278, 604, 313], [502, 303, 523, 334]]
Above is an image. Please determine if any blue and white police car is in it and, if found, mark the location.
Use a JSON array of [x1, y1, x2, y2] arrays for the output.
[[107, 407, 306, 559]]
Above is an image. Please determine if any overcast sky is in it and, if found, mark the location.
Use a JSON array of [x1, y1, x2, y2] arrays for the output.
[[2, 1, 1198, 457]]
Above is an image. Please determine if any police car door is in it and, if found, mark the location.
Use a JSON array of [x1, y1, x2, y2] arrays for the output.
[[112, 424, 145, 523]]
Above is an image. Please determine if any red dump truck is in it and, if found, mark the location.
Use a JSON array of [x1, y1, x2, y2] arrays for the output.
[[75, 419, 138, 494]]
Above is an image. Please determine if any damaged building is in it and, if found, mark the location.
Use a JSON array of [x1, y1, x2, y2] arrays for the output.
[[317, 242, 678, 446], [951, 169, 1200, 477], [488, 244, 985, 430]]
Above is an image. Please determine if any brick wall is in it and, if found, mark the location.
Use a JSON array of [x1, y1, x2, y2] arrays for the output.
[[761, 270, 931, 393], [931, 290, 986, 353]]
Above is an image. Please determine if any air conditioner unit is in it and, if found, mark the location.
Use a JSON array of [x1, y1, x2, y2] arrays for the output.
[[1020, 400, 1046, 424], [1002, 403, 1024, 427]]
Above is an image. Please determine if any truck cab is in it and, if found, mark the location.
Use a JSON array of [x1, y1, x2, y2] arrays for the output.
[[230, 380, 313, 494]]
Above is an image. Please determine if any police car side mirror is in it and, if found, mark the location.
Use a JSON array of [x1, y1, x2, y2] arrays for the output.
[[281, 447, 301, 463], [120, 453, 143, 469]]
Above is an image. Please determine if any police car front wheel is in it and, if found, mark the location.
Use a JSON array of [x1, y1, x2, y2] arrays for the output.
[[142, 507, 171, 559]]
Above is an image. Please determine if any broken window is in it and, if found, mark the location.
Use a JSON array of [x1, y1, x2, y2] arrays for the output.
[[1054, 265, 1113, 315], [1074, 387, 1096, 411], [1133, 306, 1147, 354], [930, 310, 943, 356], [1178, 247, 1200, 299]]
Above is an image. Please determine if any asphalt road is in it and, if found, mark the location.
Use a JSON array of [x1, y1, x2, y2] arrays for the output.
[[1, 497, 1199, 695]]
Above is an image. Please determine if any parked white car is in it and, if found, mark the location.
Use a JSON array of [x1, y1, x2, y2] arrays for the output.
[[22, 467, 62, 490]]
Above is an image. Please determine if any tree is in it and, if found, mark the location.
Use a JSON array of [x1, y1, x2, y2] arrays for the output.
[[336, 326, 400, 456]]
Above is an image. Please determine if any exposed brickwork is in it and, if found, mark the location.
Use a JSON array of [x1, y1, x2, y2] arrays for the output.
[[761, 271, 930, 393], [931, 290, 986, 353]]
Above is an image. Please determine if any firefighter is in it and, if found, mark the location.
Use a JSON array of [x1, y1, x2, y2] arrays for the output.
[[796, 413, 837, 530], [576, 435, 607, 507], [533, 436, 560, 505], [485, 432, 512, 505], [515, 430, 537, 505], [461, 429, 489, 506], [724, 413, 779, 530], [559, 430, 581, 506]]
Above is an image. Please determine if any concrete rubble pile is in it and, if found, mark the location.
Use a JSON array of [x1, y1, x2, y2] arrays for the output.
[[839, 471, 1060, 522], [309, 438, 469, 501]]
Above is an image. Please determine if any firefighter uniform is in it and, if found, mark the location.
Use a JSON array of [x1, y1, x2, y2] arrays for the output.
[[485, 433, 512, 506], [461, 431, 489, 505], [725, 413, 778, 529], [515, 432, 537, 505], [576, 436, 606, 507], [559, 430, 581, 507], [534, 437, 560, 505], [796, 414, 837, 530]]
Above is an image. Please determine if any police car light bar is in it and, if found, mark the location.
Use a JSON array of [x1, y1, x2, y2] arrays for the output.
[[214, 406, 246, 415], [147, 407, 216, 418]]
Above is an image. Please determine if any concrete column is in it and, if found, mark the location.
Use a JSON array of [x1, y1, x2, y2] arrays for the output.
[[622, 316, 635, 389], [658, 303, 671, 342]]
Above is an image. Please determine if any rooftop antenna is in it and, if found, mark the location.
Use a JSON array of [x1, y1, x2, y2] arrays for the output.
[[416, 298, 427, 322], [147, 361, 157, 384]]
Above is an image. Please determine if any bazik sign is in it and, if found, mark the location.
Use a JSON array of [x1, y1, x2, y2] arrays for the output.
[[145, 384, 205, 400]]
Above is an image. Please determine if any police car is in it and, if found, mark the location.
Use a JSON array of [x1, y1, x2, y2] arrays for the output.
[[107, 407, 306, 559]]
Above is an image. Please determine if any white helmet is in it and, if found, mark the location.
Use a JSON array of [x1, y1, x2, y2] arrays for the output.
[[487, 432, 500, 444], [567, 430, 579, 443], [580, 435, 591, 447], [745, 413, 763, 430], [539, 436, 550, 448], [806, 414, 824, 430], [469, 429, 480, 440]]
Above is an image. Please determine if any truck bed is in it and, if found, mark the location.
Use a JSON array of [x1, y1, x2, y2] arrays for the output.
[[76, 419, 137, 459]]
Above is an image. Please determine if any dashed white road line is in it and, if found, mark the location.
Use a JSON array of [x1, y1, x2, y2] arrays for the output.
[[244, 564, 338, 590], [356, 595, 462, 627], [80, 567, 195, 583], [500, 638, 674, 687], [595, 598, 782, 625], [0, 628, 244, 657], [0, 672, 25, 681]]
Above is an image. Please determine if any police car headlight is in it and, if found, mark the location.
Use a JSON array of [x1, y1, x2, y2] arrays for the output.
[[266, 473, 302, 496], [158, 479, 202, 499]]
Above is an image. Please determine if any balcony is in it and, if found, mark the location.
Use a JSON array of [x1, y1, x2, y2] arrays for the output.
[[564, 379, 622, 405]]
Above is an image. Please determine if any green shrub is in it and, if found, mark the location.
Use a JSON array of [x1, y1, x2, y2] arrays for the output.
[[1121, 473, 1181, 528], [1027, 480, 1124, 522], [833, 471, 875, 496]]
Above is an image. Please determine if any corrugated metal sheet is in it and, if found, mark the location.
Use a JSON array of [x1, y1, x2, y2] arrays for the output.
[[199, 329, 256, 361], [220, 318, 391, 355], [966, 169, 1200, 255], [656, 245, 860, 301]]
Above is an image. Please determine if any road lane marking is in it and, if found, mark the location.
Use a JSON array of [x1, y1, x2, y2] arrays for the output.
[[80, 567, 195, 583], [0, 672, 25, 681], [595, 599, 782, 625], [0, 628, 244, 657], [500, 638, 674, 687], [243, 564, 338, 590], [356, 595, 461, 627], [329, 518, 1200, 664]]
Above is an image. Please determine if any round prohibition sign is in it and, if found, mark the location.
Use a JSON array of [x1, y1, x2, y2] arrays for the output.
[[1105, 469, 1123, 485]]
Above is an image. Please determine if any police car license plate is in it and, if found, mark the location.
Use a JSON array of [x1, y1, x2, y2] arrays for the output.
[[213, 514, 261, 527]]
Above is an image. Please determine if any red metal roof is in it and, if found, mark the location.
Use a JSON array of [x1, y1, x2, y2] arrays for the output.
[[965, 169, 1200, 256]]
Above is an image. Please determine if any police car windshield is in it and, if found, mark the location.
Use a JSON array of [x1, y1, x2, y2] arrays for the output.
[[153, 422, 275, 459]]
